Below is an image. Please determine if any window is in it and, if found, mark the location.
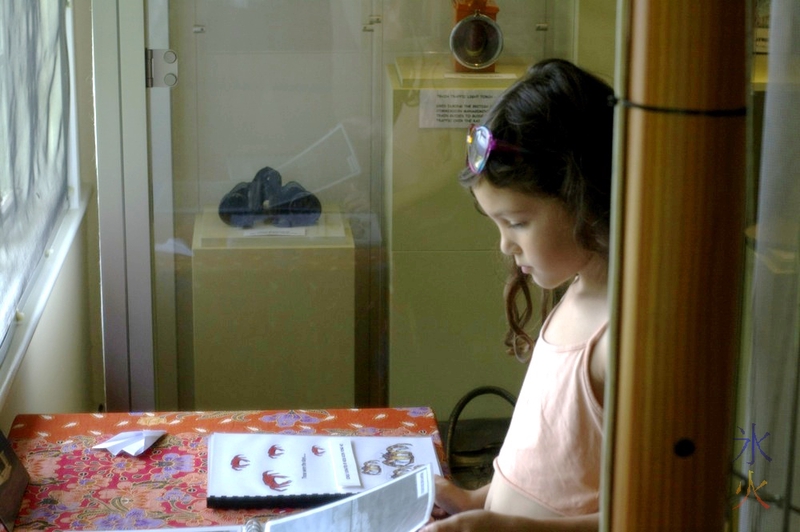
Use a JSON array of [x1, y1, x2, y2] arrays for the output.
[[0, 0, 69, 359]]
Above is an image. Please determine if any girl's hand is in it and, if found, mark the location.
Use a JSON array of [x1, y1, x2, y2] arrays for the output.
[[430, 476, 487, 519], [421, 509, 517, 532], [421, 510, 600, 532]]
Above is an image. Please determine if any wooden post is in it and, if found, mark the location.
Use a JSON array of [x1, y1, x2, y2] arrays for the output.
[[610, 1, 747, 529]]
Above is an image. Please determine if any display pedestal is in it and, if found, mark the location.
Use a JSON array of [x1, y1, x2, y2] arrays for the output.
[[191, 208, 355, 410]]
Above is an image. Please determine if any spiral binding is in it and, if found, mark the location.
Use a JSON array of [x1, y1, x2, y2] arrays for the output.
[[244, 519, 264, 532]]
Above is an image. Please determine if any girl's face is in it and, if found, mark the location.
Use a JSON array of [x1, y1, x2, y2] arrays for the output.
[[472, 179, 593, 290]]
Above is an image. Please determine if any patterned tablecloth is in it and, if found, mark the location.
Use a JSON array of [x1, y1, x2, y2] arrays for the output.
[[7, 407, 444, 531]]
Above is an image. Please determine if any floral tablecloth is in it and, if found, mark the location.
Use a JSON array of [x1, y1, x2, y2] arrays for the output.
[[7, 407, 444, 531]]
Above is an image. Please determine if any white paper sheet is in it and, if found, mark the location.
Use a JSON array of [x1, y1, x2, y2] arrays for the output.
[[266, 463, 434, 532], [92, 430, 167, 456]]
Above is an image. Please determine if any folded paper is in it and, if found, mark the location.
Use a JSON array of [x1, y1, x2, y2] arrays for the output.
[[93, 430, 166, 456]]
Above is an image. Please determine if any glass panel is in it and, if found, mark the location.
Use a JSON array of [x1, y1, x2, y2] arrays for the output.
[[380, 0, 555, 420], [731, 0, 800, 528], [148, 1, 575, 420], [154, 0, 374, 410]]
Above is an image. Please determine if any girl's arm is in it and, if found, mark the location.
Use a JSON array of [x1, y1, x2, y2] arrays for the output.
[[430, 476, 491, 518], [421, 510, 599, 532]]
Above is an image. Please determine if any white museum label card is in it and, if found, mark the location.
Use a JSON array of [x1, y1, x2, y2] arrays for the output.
[[419, 89, 502, 129]]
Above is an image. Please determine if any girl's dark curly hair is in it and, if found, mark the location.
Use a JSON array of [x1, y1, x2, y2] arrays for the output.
[[459, 58, 614, 358]]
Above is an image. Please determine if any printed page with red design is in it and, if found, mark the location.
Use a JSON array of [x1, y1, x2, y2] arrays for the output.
[[206, 433, 441, 509]]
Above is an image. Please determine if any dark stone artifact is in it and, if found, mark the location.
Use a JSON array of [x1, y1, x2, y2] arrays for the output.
[[219, 167, 322, 228]]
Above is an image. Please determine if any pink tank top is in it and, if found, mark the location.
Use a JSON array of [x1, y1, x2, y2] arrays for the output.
[[494, 316, 606, 517]]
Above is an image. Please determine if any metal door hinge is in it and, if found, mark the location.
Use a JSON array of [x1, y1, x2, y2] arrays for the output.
[[145, 48, 179, 88]]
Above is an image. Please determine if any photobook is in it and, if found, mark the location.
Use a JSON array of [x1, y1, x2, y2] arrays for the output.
[[206, 433, 442, 509]]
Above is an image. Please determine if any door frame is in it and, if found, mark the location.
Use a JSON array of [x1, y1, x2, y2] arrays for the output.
[[92, 0, 155, 411]]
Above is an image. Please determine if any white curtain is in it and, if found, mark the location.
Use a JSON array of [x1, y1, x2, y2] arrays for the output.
[[738, 0, 800, 528], [0, 0, 69, 356]]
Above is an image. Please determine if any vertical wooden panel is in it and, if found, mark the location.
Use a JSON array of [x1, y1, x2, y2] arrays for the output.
[[611, 1, 746, 530]]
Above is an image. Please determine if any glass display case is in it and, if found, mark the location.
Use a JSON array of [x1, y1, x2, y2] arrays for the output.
[[140, 0, 584, 418]]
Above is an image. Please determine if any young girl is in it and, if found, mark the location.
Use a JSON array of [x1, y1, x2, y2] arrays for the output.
[[421, 59, 614, 532]]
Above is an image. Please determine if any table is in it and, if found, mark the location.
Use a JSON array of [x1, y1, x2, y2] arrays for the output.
[[6, 407, 444, 531]]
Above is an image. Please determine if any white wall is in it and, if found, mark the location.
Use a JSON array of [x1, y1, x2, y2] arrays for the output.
[[575, 0, 617, 83], [74, 0, 105, 409], [0, 224, 95, 433]]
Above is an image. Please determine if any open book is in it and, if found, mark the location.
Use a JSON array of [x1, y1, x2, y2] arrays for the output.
[[206, 433, 442, 509]]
